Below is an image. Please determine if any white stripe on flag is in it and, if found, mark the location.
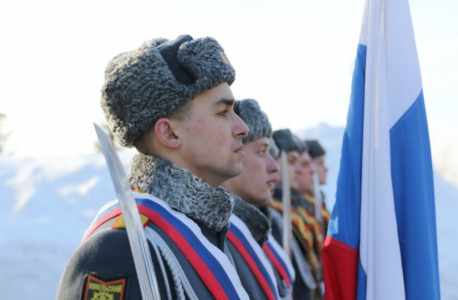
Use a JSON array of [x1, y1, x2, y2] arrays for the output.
[[359, 0, 424, 299]]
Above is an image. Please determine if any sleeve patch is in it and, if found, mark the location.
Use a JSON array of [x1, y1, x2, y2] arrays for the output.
[[82, 274, 127, 300]]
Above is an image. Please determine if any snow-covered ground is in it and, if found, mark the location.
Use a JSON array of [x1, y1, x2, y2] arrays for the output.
[[1, 126, 457, 299]]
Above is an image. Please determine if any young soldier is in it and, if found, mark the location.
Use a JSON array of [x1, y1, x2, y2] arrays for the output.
[[57, 35, 250, 300], [293, 138, 325, 294], [222, 99, 295, 300], [303, 140, 331, 234], [296, 142, 315, 198], [306, 140, 328, 186], [270, 129, 318, 300]]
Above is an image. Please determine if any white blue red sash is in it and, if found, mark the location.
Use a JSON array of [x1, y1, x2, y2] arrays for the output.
[[228, 215, 280, 300], [83, 193, 249, 300], [263, 233, 296, 290]]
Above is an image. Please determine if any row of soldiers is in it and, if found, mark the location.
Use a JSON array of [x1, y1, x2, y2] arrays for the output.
[[57, 34, 331, 300]]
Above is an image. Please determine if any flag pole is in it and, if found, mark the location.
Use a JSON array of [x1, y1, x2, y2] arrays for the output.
[[280, 151, 292, 258]]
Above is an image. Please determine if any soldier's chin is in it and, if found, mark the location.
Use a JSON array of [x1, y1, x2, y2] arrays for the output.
[[259, 194, 273, 208], [233, 163, 243, 177], [269, 186, 275, 195], [221, 162, 243, 179]]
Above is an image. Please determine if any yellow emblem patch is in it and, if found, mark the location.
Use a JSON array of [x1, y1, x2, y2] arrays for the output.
[[82, 275, 126, 300]]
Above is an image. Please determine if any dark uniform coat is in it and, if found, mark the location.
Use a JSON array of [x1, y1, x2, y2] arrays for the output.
[[57, 154, 248, 300]]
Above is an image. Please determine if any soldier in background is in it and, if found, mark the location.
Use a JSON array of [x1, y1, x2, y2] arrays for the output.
[[304, 140, 331, 235], [270, 129, 319, 300], [222, 99, 295, 299]]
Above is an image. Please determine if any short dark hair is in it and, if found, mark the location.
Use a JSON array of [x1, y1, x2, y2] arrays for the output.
[[168, 100, 192, 121], [133, 100, 193, 154]]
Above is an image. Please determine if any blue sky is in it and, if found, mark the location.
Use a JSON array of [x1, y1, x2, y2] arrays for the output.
[[1, 0, 457, 183]]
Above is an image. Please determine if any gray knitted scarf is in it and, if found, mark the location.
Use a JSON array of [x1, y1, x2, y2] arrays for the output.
[[128, 153, 234, 232]]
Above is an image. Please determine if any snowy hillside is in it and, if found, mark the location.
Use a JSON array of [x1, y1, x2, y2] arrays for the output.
[[1, 125, 457, 299], [0, 151, 135, 299]]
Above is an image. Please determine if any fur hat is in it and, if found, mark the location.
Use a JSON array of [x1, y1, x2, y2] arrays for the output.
[[269, 137, 280, 158], [272, 129, 300, 153], [101, 34, 235, 147], [234, 99, 272, 144], [306, 140, 326, 159], [293, 135, 307, 154]]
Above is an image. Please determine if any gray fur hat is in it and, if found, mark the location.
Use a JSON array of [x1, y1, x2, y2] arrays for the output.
[[235, 99, 272, 144], [272, 129, 300, 153], [306, 139, 326, 158], [101, 34, 235, 147]]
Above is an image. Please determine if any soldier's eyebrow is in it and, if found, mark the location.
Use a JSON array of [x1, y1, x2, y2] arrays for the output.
[[212, 98, 235, 108]]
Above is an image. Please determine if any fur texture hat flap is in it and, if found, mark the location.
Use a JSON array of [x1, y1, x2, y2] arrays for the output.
[[101, 34, 235, 147]]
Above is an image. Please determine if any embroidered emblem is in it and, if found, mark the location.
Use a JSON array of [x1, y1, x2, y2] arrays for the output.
[[82, 275, 126, 300]]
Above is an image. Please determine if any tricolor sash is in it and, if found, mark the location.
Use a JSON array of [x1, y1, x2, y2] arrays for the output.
[[83, 199, 122, 242], [228, 215, 280, 300], [83, 193, 249, 300], [263, 233, 295, 290]]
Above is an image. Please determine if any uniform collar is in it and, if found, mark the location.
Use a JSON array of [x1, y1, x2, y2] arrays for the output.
[[128, 153, 234, 232]]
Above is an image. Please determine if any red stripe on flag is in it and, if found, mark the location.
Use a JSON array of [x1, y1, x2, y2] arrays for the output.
[[227, 231, 277, 300], [322, 236, 359, 300]]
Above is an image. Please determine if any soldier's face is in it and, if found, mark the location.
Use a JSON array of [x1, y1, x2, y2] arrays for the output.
[[176, 83, 249, 187], [313, 155, 328, 185], [224, 137, 280, 208], [275, 151, 300, 190], [296, 152, 315, 193]]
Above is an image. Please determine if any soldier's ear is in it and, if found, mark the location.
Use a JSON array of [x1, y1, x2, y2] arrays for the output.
[[154, 118, 180, 149]]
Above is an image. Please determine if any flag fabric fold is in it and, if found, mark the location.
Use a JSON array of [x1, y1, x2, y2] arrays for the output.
[[322, 0, 441, 299]]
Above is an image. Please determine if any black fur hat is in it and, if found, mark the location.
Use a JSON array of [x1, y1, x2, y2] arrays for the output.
[[234, 99, 272, 144], [272, 129, 300, 153], [306, 140, 326, 158], [101, 34, 235, 147], [293, 135, 307, 154]]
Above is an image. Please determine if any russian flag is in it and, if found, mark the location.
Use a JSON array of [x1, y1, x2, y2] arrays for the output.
[[321, 0, 441, 299]]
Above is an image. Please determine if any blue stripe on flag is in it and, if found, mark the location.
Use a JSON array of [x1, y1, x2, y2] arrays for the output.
[[390, 92, 441, 299], [356, 259, 367, 300], [327, 44, 367, 250]]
